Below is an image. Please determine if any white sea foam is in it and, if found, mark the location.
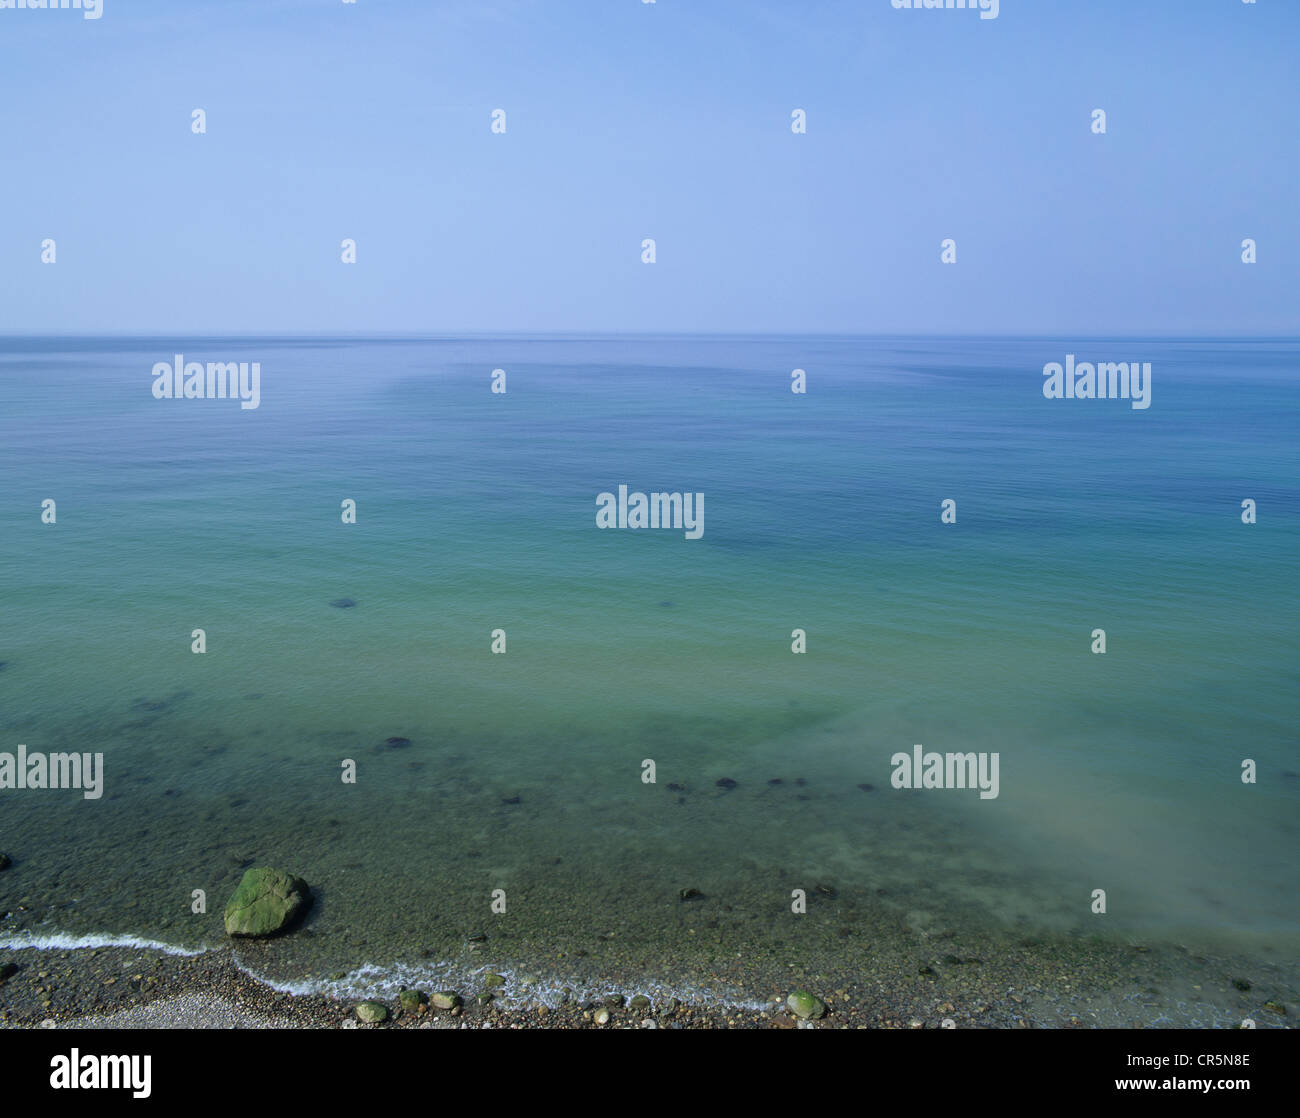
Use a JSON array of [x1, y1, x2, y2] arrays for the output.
[[0, 931, 208, 957], [232, 955, 769, 1013]]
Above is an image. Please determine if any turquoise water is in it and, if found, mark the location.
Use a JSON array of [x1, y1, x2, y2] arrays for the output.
[[1, 336, 1297, 1002]]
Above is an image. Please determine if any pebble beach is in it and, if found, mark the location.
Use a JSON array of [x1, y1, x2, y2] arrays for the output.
[[2, 917, 1294, 1031]]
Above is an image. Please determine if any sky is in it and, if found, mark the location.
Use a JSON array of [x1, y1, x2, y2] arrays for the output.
[[0, 0, 1296, 335]]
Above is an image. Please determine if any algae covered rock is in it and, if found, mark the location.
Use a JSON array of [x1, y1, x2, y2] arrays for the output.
[[786, 990, 826, 1019], [223, 866, 313, 937], [398, 989, 426, 1013], [356, 1001, 388, 1023]]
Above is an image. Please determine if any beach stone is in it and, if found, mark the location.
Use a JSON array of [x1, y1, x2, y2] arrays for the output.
[[594, 1009, 610, 1025], [657, 998, 679, 1018], [0, 962, 19, 985], [630, 995, 651, 1011], [483, 973, 506, 988], [398, 990, 426, 1013], [786, 991, 826, 1020], [223, 866, 313, 937], [355, 1001, 388, 1023], [430, 991, 460, 1010]]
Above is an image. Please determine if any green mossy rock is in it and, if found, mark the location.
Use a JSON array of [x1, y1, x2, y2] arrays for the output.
[[398, 990, 426, 1013], [787, 990, 826, 1019], [356, 1001, 388, 1023], [223, 866, 312, 937]]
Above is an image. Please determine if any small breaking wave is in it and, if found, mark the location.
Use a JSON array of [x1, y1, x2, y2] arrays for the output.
[[0, 931, 209, 957], [232, 955, 770, 1013]]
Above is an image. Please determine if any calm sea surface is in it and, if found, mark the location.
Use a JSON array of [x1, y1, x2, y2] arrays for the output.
[[1, 336, 1297, 1009]]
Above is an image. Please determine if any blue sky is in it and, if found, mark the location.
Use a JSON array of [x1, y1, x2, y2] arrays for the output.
[[1, 0, 1296, 334]]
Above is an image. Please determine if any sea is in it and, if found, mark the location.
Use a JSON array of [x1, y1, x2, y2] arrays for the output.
[[1, 335, 1296, 1021]]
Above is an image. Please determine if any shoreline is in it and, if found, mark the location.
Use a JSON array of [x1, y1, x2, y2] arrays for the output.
[[1, 930, 1292, 1030]]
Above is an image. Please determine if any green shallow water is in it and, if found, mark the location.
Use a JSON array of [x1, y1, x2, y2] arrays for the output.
[[1, 336, 1297, 1016]]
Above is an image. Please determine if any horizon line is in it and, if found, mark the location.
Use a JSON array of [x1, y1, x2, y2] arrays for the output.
[[2, 331, 1298, 342]]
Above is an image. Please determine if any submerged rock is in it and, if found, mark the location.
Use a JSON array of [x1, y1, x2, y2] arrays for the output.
[[223, 867, 313, 937], [483, 973, 506, 989], [786, 991, 826, 1020], [715, 777, 738, 790], [0, 852, 11, 871], [355, 1001, 388, 1023], [329, 598, 357, 609]]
